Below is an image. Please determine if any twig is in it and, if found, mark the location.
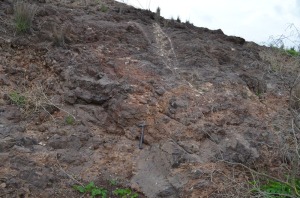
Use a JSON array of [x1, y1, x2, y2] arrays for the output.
[[36, 83, 76, 120], [55, 154, 83, 186], [220, 160, 300, 197], [291, 119, 300, 159]]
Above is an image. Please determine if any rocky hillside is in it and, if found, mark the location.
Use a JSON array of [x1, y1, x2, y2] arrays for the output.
[[1, 0, 300, 197]]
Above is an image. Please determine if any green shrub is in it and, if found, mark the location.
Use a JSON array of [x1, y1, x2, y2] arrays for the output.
[[14, 1, 37, 33], [286, 47, 300, 57], [251, 178, 300, 197], [73, 182, 108, 198], [99, 4, 109, 12], [109, 179, 117, 186], [113, 188, 138, 198], [74, 181, 139, 198], [9, 91, 26, 106], [65, 115, 75, 125]]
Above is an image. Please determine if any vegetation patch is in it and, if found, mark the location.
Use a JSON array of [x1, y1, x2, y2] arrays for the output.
[[113, 188, 138, 198], [251, 178, 300, 197], [99, 4, 109, 12], [9, 91, 26, 106], [73, 181, 139, 198], [14, 1, 37, 33], [52, 25, 66, 47], [286, 48, 300, 57], [73, 182, 108, 198], [65, 115, 75, 125]]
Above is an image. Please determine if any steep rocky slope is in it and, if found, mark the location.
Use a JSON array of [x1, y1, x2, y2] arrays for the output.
[[1, 0, 300, 197]]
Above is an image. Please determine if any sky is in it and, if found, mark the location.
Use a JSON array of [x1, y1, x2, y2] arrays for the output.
[[117, 0, 300, 48]]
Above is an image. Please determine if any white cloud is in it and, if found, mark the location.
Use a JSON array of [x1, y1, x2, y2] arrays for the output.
[[117, 0, 300, 46]]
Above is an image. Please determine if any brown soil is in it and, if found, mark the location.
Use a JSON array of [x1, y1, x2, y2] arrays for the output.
[[0, 0, 300, 197]]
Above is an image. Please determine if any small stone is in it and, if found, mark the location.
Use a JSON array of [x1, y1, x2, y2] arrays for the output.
[[12, 145, 31, 153], [262, 132, 268, 137], [0, 183, 6, 188], [155, 87, 165, 96], [191, 169, 204, 179], [38, 142, 46, 146], [193, 180, 210, 189], [0, 99, 6, 105]]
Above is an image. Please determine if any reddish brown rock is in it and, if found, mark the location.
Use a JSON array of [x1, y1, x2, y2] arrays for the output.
[[0, 0, 298, 197]]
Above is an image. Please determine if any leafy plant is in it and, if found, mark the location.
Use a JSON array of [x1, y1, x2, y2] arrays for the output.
[[286, 47, 300, 57], [251, 178, 300, 197], [256, 90, 263, 98], [113, 188, 138, 198], [14, 1, 37, 33], [109, 179, 118, 186], [99, 4, 109, 12], [73, 181, 139, 198], [9, 91, 26, 106], [73, 182, 108, 198], [65, 115, 75, 125]]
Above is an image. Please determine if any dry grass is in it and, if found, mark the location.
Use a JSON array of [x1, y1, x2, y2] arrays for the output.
[[14, 1, 37, 33], [4, 83, 75, 122], [290, 84, 300, 110], [210, 97, 300, 197], [209, 166, 252, 198], [210, 155, 299, 197], [52, 25, 66, 47], [5, 83, 56, 117], [155, 7, 160, 22], [260, 47, 300, 74]]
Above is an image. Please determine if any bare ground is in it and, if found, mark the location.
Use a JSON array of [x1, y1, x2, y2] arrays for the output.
[[0, 0, 300, 197]]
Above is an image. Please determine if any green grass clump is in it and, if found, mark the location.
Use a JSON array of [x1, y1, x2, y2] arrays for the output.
[[113, 188, 138, 198], [109, 179, 118, 186], [73, 182, 108, 198], [9, 91, 26, 106], [14, 1, 37, 33], [73, 181, 139, 198], [286, 48, 300, 57], [99, 4, 109, 12], [65, 115, 75, 125], [251, 178, 300, 197]]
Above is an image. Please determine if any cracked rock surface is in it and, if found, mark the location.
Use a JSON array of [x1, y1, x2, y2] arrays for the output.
[[0, 0, 299, 197]]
